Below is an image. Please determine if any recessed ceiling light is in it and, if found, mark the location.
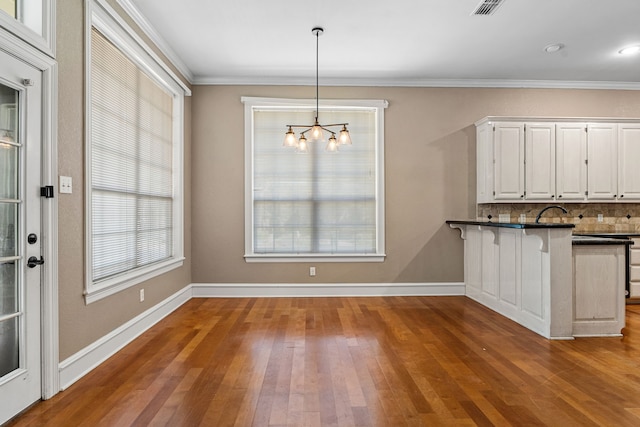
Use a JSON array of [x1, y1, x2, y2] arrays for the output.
[[618, 45, 640, 55], [544, 43, 564, 53]]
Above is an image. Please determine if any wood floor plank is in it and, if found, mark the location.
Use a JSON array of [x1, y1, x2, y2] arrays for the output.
[[9, 296, 640, 426]]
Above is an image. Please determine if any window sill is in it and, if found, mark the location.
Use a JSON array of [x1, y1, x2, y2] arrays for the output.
[[244, 254, 386, 263], [84, 257, 185, 304]]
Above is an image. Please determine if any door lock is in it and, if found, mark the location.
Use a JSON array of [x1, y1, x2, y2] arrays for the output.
[[27, 256, 44, 268]]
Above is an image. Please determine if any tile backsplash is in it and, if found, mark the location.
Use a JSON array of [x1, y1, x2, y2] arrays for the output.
[[477, 203, 640, 233]]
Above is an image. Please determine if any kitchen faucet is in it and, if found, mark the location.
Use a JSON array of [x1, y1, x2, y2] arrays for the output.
[[535, 205, 568, 223]]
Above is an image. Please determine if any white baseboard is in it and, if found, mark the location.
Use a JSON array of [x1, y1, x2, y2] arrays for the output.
[[57, 282, 463, 391], [58, 286, 192, 391], [191, 282, 465, 298]]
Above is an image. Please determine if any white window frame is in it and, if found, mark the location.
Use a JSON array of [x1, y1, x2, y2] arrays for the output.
[[84, 0, 190, 303], [0, 0, 55, 57], [242, 96, 387, 263]]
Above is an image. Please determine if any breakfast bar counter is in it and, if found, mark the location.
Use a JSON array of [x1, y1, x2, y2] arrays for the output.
[[447, 220, 627, 339]]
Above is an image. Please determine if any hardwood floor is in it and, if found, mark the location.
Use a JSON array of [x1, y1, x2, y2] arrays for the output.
[[9, 297, 640, 426]]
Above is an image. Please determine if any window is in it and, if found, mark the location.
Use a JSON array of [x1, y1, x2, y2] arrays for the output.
[[0, 0, 54, 55], [0, 0, 17, 18], [85, 0, 189, 303], [243, 97, 387, 262]]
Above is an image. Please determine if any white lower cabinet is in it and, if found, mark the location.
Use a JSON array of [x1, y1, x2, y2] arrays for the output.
[[630, 238, 640, 298], [572, 244, 626, 336]]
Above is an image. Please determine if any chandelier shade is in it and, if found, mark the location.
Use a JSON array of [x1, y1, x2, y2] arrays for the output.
[[283, 27, 351, 153], [283, 126, 297, 147]]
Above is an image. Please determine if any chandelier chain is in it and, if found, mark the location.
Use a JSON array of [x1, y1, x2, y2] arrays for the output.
[[315, 27, 319, 121]]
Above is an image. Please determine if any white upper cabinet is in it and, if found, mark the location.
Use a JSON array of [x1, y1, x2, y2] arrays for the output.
[[476, 117, 640, 204], [476, 122, 494, 203], [493, 122, 525, 200], [525, 123, 555, 200], [618, 124, 640, 200], [556, 123, 587, 201], [586, 123, 618, 200]]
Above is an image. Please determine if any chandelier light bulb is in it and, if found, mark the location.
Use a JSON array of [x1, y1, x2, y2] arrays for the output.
[[338, 125, 352, 145], [326, 134, 339, 152], [309, 121, 325, 142], [297, 134, 309, 153]]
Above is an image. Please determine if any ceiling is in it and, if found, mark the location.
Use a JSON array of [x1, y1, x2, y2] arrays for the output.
[[126, 0, 640, 88]]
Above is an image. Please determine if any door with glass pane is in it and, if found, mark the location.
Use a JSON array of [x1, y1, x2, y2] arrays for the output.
[[0, 49, 43, 424]]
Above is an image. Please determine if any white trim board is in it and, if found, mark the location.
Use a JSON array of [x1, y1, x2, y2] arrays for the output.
[[57, 282, 463, 391], [194, 76, 640, 91], [192, 282, 464, 298], [58, 287, 192, 391]]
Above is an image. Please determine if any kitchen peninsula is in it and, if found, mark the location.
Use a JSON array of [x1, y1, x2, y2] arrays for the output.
[[447, 220, 629, 339]]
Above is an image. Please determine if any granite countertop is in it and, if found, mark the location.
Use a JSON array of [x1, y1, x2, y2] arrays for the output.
[[446, 221, 633, 244], [446, 220, 575, 229], [571, 235, 635, 246], [574, 232, 640, 237]]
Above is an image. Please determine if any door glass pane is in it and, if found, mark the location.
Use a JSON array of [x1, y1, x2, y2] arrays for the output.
[[0, 0, 16, 19], [1, 83, 18, 201], [0, 145, 17, 200], [0, 203, 16, 257], [0, 261, 17, 316], [0, 82, 20, 379], [0, 317, 19, 377]]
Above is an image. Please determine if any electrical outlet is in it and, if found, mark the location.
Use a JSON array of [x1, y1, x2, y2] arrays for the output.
[[309, 266, 316, 276], [139, 289, 144, 302], [519, 214, 526, 223], [59, 176, 72, 194], [597, 214, 604, 223], [498, 214, 510, 223]]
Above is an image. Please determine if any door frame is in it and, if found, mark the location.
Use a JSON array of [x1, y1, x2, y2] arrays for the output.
[[0, 29, 59, 399]]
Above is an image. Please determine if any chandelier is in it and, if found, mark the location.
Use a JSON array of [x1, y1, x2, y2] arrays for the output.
[[283, 27, 352, 153]]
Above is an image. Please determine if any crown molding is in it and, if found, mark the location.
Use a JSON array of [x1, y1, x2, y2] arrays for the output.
[[193, 75, 640, 90], [116, 0, 194, 84]]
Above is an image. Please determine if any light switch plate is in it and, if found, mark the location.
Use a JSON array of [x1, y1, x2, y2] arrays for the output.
[[498, 214, 510, 223], [59, 176, 72, 194], [519, 214, 526, 223]]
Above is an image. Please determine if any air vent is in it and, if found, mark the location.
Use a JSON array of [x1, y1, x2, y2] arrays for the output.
[[472, 0, 504, 15]]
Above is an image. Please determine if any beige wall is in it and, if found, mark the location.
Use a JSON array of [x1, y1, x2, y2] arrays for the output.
[[191, 85, 640, 284], [56, 0, 192, 360]]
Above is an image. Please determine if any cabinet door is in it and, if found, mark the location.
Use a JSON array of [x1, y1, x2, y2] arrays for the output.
[[556, 123, 587, 201], [630, 238, 640, 298], [587, 123, 618, 200], [618, 124, 640, 200], [525, 123, 555, 200], [494, 123, 524, 200], [476, 123, 494, 203]]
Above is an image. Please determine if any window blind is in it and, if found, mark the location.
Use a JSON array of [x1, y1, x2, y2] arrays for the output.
[[252, 108, 377, 254], [90, 28, 174, 282]]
